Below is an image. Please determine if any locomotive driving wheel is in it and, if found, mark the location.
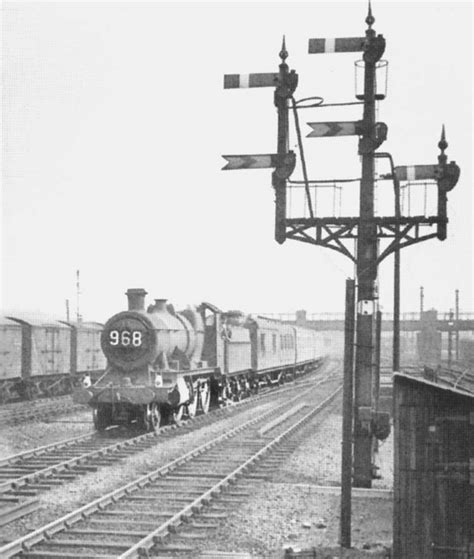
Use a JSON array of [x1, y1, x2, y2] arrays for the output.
[[93, 404, 111, 432], [172, 404, 184, 423], [220, 380, 233, 407], [186, 392, 198, 419], [231, 379, 242, 402], [199, 381, 211, 414], [143, 402, 161, 432]]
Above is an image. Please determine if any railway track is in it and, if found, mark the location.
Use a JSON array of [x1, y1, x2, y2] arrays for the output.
[[0, 395, 87, 426], [0, 363, 337, 530], [0, 374, 342, 558]]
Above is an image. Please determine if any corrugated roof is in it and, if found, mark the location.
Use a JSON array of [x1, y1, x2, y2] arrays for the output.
[[6, 313, 72, 329], [0, 315, 21, 327], [60, 321, 104, 330], [394, 371, 474, 399], [250, 315, 294, 330]]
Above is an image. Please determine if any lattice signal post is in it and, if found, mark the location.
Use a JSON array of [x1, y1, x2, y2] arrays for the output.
[[222, 4, 460, 489]]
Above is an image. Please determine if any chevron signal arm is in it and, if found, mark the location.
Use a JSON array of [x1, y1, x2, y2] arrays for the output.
[[222, 152, 296, 176], [307, 121, 363, 138]]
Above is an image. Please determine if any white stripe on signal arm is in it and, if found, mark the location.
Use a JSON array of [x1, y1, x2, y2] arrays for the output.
[[240, 74, 250, 88], [407, 166, 416, 181], [325, 38, 336, 53]]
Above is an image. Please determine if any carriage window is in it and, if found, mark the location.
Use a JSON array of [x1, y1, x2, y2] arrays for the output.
[[272, 334, 277, 353], [260, 333, 266, 354]]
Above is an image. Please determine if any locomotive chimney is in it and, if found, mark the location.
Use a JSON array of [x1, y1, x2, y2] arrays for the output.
[[126, 288, 148, 311], [154, 299, 168, 312]]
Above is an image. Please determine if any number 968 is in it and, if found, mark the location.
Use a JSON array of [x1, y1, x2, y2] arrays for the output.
[[109, 330, 143, 347]]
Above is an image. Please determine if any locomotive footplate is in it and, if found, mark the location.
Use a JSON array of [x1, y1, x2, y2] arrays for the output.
[[73, 385, 171, 406]]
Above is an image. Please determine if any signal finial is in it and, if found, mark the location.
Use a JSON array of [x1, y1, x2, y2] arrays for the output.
[[438, 124, 448, 152], [366, 0, 375, 28], [279, 35, 288, 62]]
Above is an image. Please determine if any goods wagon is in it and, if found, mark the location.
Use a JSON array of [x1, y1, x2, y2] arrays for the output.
[[64, 321, 106, 375], [0, 316, 23, 401], [0, 315, 106, 402]]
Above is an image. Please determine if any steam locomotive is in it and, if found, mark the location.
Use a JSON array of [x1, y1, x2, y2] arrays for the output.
[[73, 288, 326, 431]]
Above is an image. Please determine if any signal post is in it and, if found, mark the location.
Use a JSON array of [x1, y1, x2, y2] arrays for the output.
[[222, 1, 460, 499], [352, 7, 385, 487]]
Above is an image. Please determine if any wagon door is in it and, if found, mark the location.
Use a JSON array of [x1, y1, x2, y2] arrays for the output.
[[40, 326, 62, 375], [88, 329, 98, 371], [75, 327, 88, 373], [91, 325, 106, 371], [0, 320, 22, 381], [31, 325, 49, 376], [56, 325, 71, 375], [41, 325, 70, 376], [81, 326, 103, 372]]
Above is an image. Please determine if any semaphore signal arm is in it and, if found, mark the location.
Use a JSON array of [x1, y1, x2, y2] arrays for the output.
[[222, 35, 460, 263], [284, 132, 460, 264]]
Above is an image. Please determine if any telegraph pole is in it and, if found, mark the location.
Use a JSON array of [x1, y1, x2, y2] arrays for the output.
[[76, 269, 81, 323], [353, 4, 385, 488], [393, 169, 401, 372], [340, 278, 356, 547], [448, 309, 454, 370]]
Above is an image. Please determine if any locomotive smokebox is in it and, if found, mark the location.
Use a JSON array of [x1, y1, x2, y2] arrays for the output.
[[126, 288, 148, 311]]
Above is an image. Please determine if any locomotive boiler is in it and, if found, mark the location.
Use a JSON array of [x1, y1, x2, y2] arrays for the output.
[[74, 288, 325, 431]]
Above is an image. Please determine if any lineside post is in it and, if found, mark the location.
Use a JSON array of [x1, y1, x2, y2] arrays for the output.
[[340, 278, 356, 548], [374, 309, 382, 407], [448, 309, 454, 370], [455, 289, 459, 360], [393, 170, 401, 372]]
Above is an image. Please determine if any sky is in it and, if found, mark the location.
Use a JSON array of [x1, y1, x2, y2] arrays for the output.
[[1, 1, 473, 322]]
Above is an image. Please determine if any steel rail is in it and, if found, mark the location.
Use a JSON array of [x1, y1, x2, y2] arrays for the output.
[[0, 397, 87, 425], [0, 497, 40, 528], [0, 394, 72, 412], [120, 384, 342, 558], [0, 432, 99, 470], [0, 433, 136, 494], [0, 364, 332, 535], [0, 374, 340, 558], [0, 360, 333, 484], [0, 370, 324, 493]]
